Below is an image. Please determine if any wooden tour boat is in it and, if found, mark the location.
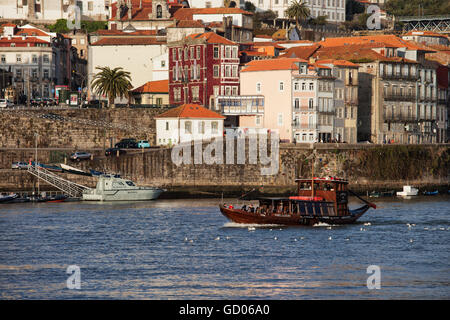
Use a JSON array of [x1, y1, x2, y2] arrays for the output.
[[220, 177, 376, 226]]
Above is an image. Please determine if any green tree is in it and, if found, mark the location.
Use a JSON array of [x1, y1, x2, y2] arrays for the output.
[[47, 19, 70, 33], [244, 1, 256, 13], [385, 0, 450, 16], [90, 67, 132, 108], [285, 0, 310, 28]]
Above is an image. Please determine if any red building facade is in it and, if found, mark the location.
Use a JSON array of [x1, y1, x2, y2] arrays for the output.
[[168, 32, 240, 110]]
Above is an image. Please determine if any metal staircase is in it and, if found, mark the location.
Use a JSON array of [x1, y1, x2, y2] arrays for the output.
[[27, 165, 91, 198]]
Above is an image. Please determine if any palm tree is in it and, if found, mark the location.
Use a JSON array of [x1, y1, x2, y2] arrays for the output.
[[285, 0, 311, 28], [90, 66, 132, 108]]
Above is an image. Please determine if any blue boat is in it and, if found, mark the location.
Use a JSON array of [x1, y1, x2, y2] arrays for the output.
[[423, 190, 439, 196]]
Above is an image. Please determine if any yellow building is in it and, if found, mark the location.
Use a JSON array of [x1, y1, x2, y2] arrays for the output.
[[131, 79, 169, 107]]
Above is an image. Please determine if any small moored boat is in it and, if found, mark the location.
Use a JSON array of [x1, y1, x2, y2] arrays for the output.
[[396, 186, 418, 197], [220, 177, 376, 226], [423, 190, 438, 196], [82, 175, 164, 201]]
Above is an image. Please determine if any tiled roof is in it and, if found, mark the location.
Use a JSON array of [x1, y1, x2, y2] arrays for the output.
[[1, 23, 16, 27], [132, 79, 169, 93], [0, 36, 50, 46], [251, 42, 285, 49], [241, 57, 307, 72], [16, 28, 49, 37], [95, 29, 158, 36], [173, 7, 253, 20], [155, 104, 225, 119], [90, 37, 166, 45], [319, 35, 429, 51], [316, 59, 359, 68], [168, 20, 205, 28], [313, 45, 419, 64], [185, 32, 236, 45], [278, 44, 321, 59]]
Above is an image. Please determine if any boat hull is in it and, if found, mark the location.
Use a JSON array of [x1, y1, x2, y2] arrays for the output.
[[82, 188, 163, 201], [219, 204, 370, 226]]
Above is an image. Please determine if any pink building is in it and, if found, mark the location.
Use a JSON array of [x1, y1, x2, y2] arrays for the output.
[[238, 58, 334, 143]]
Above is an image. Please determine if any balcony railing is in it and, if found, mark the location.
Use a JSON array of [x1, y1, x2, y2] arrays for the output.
[[293, 105, 318, 112], [383, 94, 416, 102], [384, 115, 418, 123], [380, 72, 418, 81], [222, 105, 264, 115]]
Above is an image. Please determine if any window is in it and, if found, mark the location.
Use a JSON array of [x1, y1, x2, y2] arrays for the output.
[[31, 68, 38, 78], [156, 5, 162, 18], [184, 47, 188, 60], [232, 65, 238, 77], [1, 55, 5, 63], [16, 54, 21, 62], [196, 46, 200, 59], [279, 81, 284, 91], [294, 98, 299, 109], [302, 82, 306, 91], [156, 98, 162, 106], [213, 46, 219, 58], [190, 47, 194, 60], [309, 83, 314, 90], [294, 82, 299, 91], [166, 121, 169, 131], [32, 54, 38, 63], [161, 60, 165, 67], [192, 86, 199, 101], [43, 54, 49, 63], [256, 116, 261, 126], [225, 46, 231, 58], [185, 121, 192, 134], [225, 86, 231, 96], [199, 121, 205, 134], [278, 113, 283, 126], [43, 69, 49, 79], [256, 82, 261, 93], [174, 88, 181, 102], [225, 65, 231, 77], [213, 65, 219, 78], [88, 1, 93, 11], [309, 98, 314, 109], [232, 86, 238, 96], [211, 121, 218, 134], [232, 46, 238, 58]]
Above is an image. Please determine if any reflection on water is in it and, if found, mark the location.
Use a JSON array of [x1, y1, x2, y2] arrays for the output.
[[0, 196, 449, 299]]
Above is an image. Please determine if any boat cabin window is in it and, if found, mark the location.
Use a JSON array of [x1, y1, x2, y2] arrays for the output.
[[126, 181, 135, 186]]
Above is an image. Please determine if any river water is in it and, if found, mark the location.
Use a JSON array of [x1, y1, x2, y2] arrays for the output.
[[0, 196, 449, 299]]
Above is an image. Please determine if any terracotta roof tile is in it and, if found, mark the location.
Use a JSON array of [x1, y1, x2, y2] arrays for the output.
[[155, 104, 225, 119], [185, 32, 236, 45], [404, 31, 448, 38], [0, 36, 50, 46], [241, 57, 307, 72], [278, 43, 321, 59], [319, 35, 430, 51], [16, 28, 50, 37], [168, 20, 205, 28], [132, 79, 169, 93]]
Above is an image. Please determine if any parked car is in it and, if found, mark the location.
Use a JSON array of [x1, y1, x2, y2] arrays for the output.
[[11, 161, 29, 169], [0, 98, 13, 108], [137, 140, 150, 148], [115, 138, 138, 149], [105, 148, 127, 157], [69, 151, 92, 161]]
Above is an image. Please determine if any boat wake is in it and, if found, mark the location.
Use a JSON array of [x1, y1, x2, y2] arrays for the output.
[[222, 222, 283, 229], [312, 222, 342, 227]]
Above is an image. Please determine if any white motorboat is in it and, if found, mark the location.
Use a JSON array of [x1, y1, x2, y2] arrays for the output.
[[396, 186, 419, 197], [82, 175, 164, 201]]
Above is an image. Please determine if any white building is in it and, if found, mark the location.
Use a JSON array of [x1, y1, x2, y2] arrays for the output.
[[87, 36, 167, 102], [245, 0, 346, 23], [151, 52, 168, 81], [0, 0, 109, 22], [155, 103, 225, 146]]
